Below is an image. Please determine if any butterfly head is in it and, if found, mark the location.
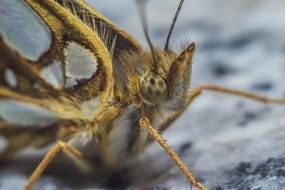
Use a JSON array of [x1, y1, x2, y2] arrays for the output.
[[138, 42, 195, 106], [136, 0, 194, 109]]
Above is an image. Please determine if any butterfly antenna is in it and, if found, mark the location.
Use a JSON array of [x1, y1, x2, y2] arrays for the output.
[[137, 0, 158, 70], [164, 0, 185, 51]]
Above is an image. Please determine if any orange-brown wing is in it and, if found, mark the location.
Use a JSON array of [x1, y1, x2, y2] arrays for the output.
[[55, 0, 143, 91], [0, 0, 118, 155], [0, 0, 116, 121], [0, 0, 143, 155]]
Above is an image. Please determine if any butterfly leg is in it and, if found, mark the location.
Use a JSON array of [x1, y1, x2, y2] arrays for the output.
[[160, 83, 285, 131], [139, 118, 209, 190], [189, 83, 285, 104], [24, 141, 91, 190], [140, 84, 285, 189]]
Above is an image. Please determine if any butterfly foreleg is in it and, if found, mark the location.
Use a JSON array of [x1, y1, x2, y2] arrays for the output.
[[139, 118, 209, 190], [24, 141, 91, 190], [189, 83, 285, 105], [161, 83, 285, 132], [154, 83, 285, 189], [139, 79, 285, 187]]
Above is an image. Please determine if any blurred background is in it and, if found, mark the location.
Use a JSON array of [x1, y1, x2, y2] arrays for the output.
[[1, 0, 285, 189]]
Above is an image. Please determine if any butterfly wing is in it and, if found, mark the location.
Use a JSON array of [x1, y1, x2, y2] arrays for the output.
[[56, 0, 143, 91], [0, 0, 119, 155], [0, 0, 144, 156], [0, 0, 116, 120]]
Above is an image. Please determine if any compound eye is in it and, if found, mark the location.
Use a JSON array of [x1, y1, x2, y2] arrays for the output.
[[139, 73, 168, 104]]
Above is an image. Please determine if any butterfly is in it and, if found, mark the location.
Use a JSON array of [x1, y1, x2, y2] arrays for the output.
[[1, 0, 285, 189]]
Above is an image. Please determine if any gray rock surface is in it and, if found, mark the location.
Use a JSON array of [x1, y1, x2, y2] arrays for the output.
[[1, 0, 285, 189]]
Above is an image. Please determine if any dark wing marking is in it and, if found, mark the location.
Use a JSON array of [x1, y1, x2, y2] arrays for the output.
[[0, 0, 119, 157], [25, 0, 114, 102], [56, 0, 143, 91], [57, 0, 142, 55], [0, 0, 117, 121]]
